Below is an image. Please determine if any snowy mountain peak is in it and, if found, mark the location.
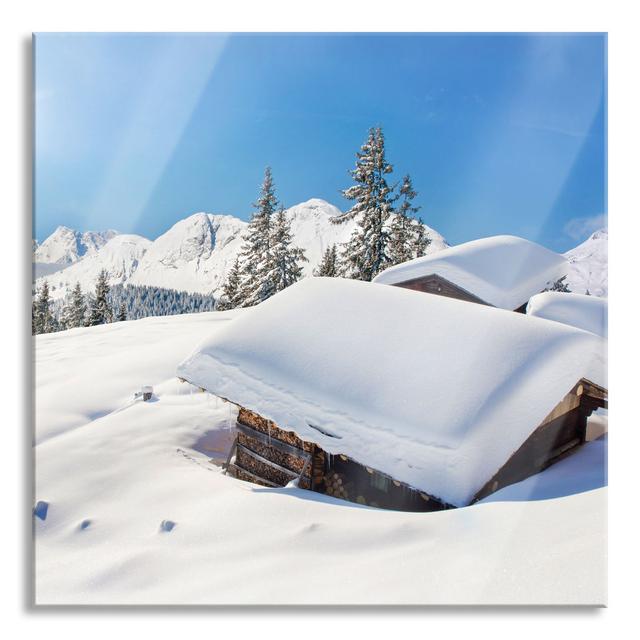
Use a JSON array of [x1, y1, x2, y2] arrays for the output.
[[42, 234, 151, 298], [35, 199, 450, 300], [564, 228, 608, 297], [286, 198, 343, 219], [158, 213, 217, 262], [588, 228, 608, 241], [35, 226, 119, 265]]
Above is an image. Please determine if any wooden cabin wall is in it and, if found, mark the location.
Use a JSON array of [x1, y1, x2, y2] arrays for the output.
[[226, 406, 451, 512], [227, 408, 313, 489], [226, 377, 606, 511], [392, 274, 489, 307], [319, 453, 451, 513]]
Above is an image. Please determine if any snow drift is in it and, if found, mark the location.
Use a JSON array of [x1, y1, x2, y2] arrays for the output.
[[373, 235, 568, 310], [178, 277, 606, 507], [35, 310, 607, 605]]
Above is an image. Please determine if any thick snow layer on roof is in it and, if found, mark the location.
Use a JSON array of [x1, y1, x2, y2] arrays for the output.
[[527, 291, 608, 338], [178, 278, 606, 507], [373, 235, 568, 310]]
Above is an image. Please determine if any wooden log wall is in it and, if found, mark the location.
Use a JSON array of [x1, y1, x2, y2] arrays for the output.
[[472, 378, 608, 503], [393, 274, 490, 307], [231, 406, 452, 511], [228, 408, 313, 490], [238, 407, 314, 454]]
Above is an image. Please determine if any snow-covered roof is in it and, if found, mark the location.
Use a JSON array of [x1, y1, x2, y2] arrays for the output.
[[177, 278, 606, 507], [527, 292, 608, 338], [373, 235, 568, 310]]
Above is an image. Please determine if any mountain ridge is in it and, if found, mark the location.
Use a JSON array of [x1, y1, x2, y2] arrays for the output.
[[35, 199, 448, 300], [35, 201, 606, 303], [564, 228, 608, 297]]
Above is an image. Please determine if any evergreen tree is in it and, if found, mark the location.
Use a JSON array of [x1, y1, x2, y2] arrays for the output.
[[34, 281, 56, 334], [116, 301, 127, 321], [88, 269, 113, 325], [31, 298, 37, 335], [412, 216, 431, 258], [264, 207, 307, 293], [333, 127, 395, 281], [61, 282, 87, 329], [544, 275, 571, 293], [216, 257, 243, 310], [388, 175, 431, 265], [237, 167, 280, 307], [389, 175, 419, 266], [314, 244, 339, 277]]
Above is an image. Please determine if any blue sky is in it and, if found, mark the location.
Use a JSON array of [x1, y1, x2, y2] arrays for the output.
[[34, 33, 606, 252]]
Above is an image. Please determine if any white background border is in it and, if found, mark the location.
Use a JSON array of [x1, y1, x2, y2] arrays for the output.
[[2, 1, 638, 636]]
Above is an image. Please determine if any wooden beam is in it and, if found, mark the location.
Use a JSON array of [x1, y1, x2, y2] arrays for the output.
[[229, 463, 280, 488], [222, 434, 238, 475], [236, 443, 303, 479], [236, 421, 310, 458]]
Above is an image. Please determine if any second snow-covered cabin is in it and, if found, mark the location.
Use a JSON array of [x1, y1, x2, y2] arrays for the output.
[[177, 278, 606, 511], [526, 291, 608, 338], [373, 235, 568, 312]]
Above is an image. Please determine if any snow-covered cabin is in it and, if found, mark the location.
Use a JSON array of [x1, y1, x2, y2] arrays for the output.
[[527, 291, 608, 338], [373, 235, 568, 312], [178, 278, 607, 511]]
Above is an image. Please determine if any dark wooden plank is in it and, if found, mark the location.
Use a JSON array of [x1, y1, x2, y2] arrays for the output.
[[392, 274, 491, 307], [236, 443, 301, 478], [228, 463, 279, 488], [235, 421, 309, 458]]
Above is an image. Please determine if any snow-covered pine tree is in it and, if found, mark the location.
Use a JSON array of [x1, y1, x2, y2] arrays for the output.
[[237, 167, 280, 307], [389, 174, 419, 266], [314, 244, 339, 277], [543, 275, 571, 293], [333, 127, 395, 281], [388, 175, 431, 265], [59, 298, 74, 331], [412, 216, 431, 258], [116, 301, 127, 322], [62, 282, 87, 329], [31, 299, 37, 335], [33, 281, 56, 334], [264, 207, 307, 293], [88, 269, 113, 325], [216, 257, 243, 310]]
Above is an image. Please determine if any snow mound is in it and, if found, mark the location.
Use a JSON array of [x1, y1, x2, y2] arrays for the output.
[[178, 277, 606, 507], [564, 228, 608, 297], [373, 235, 568, 310], [35, 309, 606, 604], [527, 291, 607, 338]]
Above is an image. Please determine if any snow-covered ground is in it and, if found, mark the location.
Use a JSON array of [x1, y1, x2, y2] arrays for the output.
[[35, 310, 606, 605]]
